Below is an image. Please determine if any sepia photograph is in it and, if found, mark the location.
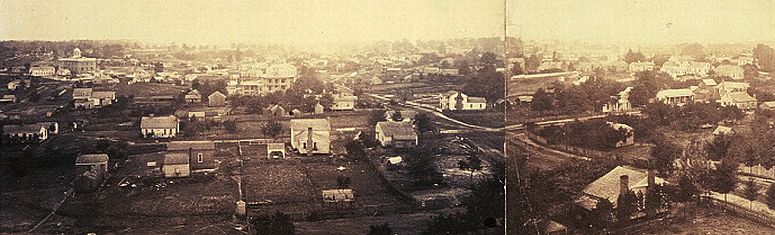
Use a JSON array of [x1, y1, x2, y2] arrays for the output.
[[0, 0, 506, 234], [507, 0, 775, 234]]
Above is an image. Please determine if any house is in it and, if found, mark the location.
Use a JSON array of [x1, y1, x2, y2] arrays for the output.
[[439, 91, 487, 111], [29, 66, 56, 77], [72, 88, 116, 109], [166, 141, 216, 173], [375, 121, 418, 148], [187, 111, 222, 120], [267, 104, 288, 117], [185, 89, 202, 103], [575, 166, 664, 211], [208, 91, 226, 107], [290, 118, 332, 155], [441, 69, 460, 76], [655, 88, 694, 105], [713, 126, 734, 135], [314, 103, 325, 114], [609, 122, 635, 148], [2, 124, 48, 141], [162, 153, 190, 178], [716, 81, 750, 96], [322, 189, 355, 203], [718, 92, 757, 110], [602, 87, 632, 113], [140, 115, 179, 138], [369, 76, 383, 85], [267, 143, 286, 159], [545, 220, 568, 235], [385, 109, 417, 122], [74, 154, 109, 192], [37, 122, 59, 134], [759, 101, 775, 110], [0, 94, 17, 103], [628, 61, 654, 73], [714, 65, 744, 80], [331, 95, 357, 111], [7, 79, 28, 90]]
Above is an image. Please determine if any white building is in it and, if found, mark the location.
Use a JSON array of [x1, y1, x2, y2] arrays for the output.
[[439, 91, 487, 111], [57, 48, 97, 75], [656, 88, 694, 105], [29, 66, 56, 77], [140, 115, 179, 138], [375, 121, 418, 148]]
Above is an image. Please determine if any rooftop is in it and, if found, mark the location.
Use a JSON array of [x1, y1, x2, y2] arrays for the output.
[[164, 153, 190, 165], [140, 115, 178, 129], [167, 141, 216, 151], [76, 154, 109, 164], [290, 118, 331, 131], [377, 121, 417, 140]]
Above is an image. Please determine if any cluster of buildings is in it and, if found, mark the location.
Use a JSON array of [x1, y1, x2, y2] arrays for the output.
[[656, 79, 757, 109], [227, 64, 298, 96], [439, 91, 487, 111], [72, 88, 116, 109]]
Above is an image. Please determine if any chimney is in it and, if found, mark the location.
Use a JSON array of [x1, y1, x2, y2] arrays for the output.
[[149, 113, 155, 117], [620, 175, 629, 195], [307, 127, 313, 157]]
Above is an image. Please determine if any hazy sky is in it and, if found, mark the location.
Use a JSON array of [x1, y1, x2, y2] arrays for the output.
[[0, 0, 503, 45], [509, 0, 775, 45]]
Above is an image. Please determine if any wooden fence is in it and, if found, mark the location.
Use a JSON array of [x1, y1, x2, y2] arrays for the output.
[[525, 130, 614, 159]]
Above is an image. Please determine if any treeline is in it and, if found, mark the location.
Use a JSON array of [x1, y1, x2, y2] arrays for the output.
[[533, 119, 631, 150]]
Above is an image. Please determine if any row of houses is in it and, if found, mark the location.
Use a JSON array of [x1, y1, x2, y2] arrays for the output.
[[1, 122, 59, 142], [72, 88, 117, 109], [656, 80, 757, 109]]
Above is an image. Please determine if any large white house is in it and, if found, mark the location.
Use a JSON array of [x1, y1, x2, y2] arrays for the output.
[[331, 94, 357, 111], [656, 88, 694, 105], [290, 118, 331, 155], [439, 91, 486, 111], [140, 115, 179, 138]]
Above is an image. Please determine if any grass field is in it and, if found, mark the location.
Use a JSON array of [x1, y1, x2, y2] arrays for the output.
[[640, 211, 775, 235]]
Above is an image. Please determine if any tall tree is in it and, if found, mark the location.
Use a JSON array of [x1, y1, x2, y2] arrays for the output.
[[263, 120, 283, 140], [765, 183, 775, 209], [250, 211, 295, 235], [367, 223, 393, 235], [743, 178, 761, 210], [651, 138, 680, 176], [712, 160, 739, 202], [531, 88, 553, 113]]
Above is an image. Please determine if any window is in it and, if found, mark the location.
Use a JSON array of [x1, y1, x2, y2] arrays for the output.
[[197, 153, 203, 163], [303, 142, 307, 149]]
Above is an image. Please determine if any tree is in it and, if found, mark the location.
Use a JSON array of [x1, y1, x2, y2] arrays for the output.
[[263, 120, 283, 139], [624, 49, 647, 64], [336, 175, 351, 189], [458, 152, 483, 184], [367, 223, 392, 235], [754, 44, 775, 72], [249, 211, 295, 234], [590, 198, 614, 229], [651, 138, 680, 176], [422, 213, 472, 235], [712, 160, 739, 202], [224, 120, 238, 134], [765, 183, 775, 209], [743, 178, 760, 210], [531, 88, 553, 112], [406, 145, 443, 188], [706, 135, 733, 161], [414, 113, 436, 137], [616, 190, 638, 225], [390, 110, 403, 122], [368, 110, 386, 126]]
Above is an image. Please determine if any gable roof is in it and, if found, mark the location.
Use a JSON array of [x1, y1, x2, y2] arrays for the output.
[[187, 89, 201, 96], [140, 115, 178, 129], [167, 141, 215, 151], [713, 126, 734, 135], [208, 91, 226, 99], [2, 124, 44, 133], [73, 88, 93, 98], [334, 95, 358, 102], [656, 88, 693, 99], [721, 92, 757, 103], [577, 166, 665, 210], [468, 97, 487, 103], [290, 118, 331, 131], [92, 91, 116, 99], [164, 153, 190, 165], [701, 79, 717, 86], [377, 121, 417, 140]]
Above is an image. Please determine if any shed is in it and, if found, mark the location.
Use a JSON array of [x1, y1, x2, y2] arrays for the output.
[[162, 153, 190, 177], [208, 91, 226, 107], [322, 189, 354, 203], [267, 143, 286, 159]]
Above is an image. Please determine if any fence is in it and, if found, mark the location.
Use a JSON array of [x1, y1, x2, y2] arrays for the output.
[[705, 196, 775, 228], [525, 130, 614, 159]]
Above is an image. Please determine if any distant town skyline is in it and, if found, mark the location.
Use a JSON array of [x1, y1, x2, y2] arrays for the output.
[[509, 0, 775, 46], [0, 0, 503, 46]]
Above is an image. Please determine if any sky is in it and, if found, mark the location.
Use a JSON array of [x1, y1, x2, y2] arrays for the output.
[[509, 0, 775, 46], [0, 0, 503, 46]]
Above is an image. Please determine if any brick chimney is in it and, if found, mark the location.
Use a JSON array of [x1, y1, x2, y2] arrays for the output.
[[307, 127, 313, 157], [620, 175, 629, 195], [647, 168, 655, 188]]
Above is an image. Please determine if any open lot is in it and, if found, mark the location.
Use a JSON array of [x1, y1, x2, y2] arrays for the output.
[[640, 211, 775, 235]]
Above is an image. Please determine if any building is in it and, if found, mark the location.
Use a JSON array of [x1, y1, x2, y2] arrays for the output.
[[375, 121, 418, 148], [331, 94, 357, 111], [290, 118, 332, 155], [322, 189, 354, 203], [74, 154, 109, 192], [759, 101, 775, 110], [714, 65, 744, 80], [718, 92, 757, 110], [0, 94, 17, 103], [37, 122, 59, 134], [575, 166, 664, 211], [187, 111, 222, 120], [267, 104, 288, 117], [655, 88, 694, 105], [29, 66, 56, 77], [72, 88, 116, 109], [208, 91, 227, 107], [439, 91, 487, 111], [314, 103, 325, 114], [261, 64, 298, 93], [2, 124, 48, 141], [162, 153, 190, 177], [140, 115, 179, 138], [713, 126, 734, 135], [602, 87, 632, 113], [185, 89, 202, 103], [267, 143, 286, 159], [628, 61, 654, 73], [716, 81, 750, 96], [57, 48, 97, 75], [7, 79, 27, 90], [166, 141, 216, 173]]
